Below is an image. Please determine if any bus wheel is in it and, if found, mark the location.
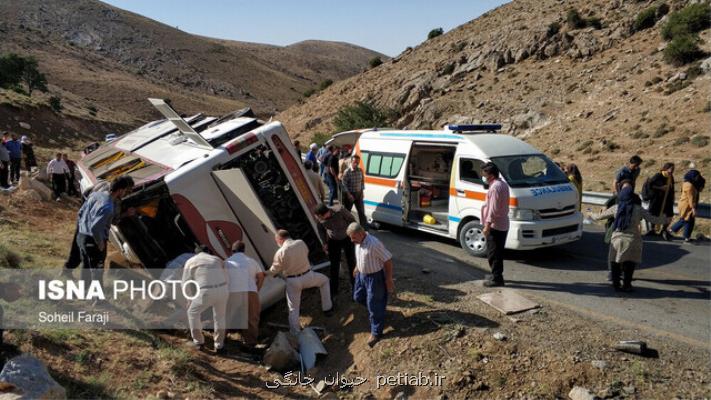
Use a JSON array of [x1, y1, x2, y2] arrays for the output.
[[459, 220, 487, 257]]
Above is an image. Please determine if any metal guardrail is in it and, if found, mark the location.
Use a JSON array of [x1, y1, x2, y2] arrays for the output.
[[582, 191, 710, 219]]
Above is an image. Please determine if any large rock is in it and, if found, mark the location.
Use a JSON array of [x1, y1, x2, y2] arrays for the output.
[[0, 354, 66, 399], [29, 178, 53, 201], [263, 331, 299, 372], [569, 386, 598, 400], [699, 56, 711, 74]]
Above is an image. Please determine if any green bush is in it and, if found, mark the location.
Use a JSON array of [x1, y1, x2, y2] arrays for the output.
[[368, 57, 383, 69], [567, 9, 603, 29], [664, 34, 704, 66], [567, 9, 586, 29], [661, 3, 711, 40], [88, 105, 98, 116], [547, 22, 561, 37], [691, 135, 709, 147], [427, 27, 444, 40], [0, 244, 21, 268], [634, 7, 659, 32], [49, 96, 62, 112], [441, 62, 455, 75], [587, 17, 602, 29], [303, 88, 316, 98], [333, 100, 397, 132], [317, 79, 333, 91]]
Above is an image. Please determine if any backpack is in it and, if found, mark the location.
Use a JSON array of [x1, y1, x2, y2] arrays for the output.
[[640, 176, 654, 202]]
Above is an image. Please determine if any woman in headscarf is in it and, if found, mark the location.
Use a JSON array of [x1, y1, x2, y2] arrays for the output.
[[646, 162, 675, 240], [669, 169, 705, 243], [20, 135, 37, 173], [564, 163, 583, 210], [593, 182, 670, 291]]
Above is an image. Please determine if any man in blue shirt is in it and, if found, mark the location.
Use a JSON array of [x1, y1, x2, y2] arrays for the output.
[[305, 143, 318, 164], [76, 176, 134, 285], [4, 133, 22, 184]]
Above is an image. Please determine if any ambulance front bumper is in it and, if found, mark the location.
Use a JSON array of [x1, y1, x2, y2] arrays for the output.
[[505, 212, 583, 250]]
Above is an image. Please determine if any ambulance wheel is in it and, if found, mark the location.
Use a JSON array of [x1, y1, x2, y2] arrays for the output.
[[459, 220, 488, 257]]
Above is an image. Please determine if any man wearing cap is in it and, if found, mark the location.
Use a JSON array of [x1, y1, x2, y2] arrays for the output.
[[268, 229, 332, 334], [305, 143, 318, 164], [347, 222, 394, 347], [314, 203, 356, 298]]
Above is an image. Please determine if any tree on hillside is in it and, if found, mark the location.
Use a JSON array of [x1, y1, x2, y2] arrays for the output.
[[333, 100, 397, 132], [0, 53, 26, 88], [0, 53, 48, 96], [21, 57, 47, 96]]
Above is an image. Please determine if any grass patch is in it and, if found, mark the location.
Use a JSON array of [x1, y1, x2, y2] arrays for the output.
[[157, 343, 194, 375], [653, 124, 670, 138], [629, 131, 649, 139], [674, 137, 690, 145]]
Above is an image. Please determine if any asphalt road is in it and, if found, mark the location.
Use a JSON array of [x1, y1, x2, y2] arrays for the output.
[[371, 223, 711, 348]]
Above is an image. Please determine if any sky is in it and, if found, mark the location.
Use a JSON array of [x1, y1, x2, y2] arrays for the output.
[[102, 0, 509, 57]]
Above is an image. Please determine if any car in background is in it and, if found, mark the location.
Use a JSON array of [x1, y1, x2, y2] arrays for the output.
[[105, 133, 118, 142]]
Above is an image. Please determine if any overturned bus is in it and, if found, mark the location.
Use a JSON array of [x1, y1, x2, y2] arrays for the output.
[[76, 99, 327, 308]]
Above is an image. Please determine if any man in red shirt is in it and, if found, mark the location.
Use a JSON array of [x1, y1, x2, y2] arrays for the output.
[[481, 162, 510, 287]]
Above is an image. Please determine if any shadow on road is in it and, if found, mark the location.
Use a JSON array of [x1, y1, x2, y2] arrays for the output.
[[505, 279, 710, 301], [507, 231, 692, 271]]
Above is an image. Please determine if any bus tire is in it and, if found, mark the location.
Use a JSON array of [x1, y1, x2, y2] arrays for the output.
[[459, 220, 488, 257]]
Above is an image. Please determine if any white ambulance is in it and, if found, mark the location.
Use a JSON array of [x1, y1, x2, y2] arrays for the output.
[[328, 124, 583, 256], [77, 99, 327, 308]]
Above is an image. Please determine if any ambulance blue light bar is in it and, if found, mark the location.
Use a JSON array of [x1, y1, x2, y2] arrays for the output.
[[446, 124, 502, 133]]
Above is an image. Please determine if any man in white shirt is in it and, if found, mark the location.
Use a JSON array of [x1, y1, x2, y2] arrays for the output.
[[304, 160, 326, 201], [182, 247, 229, 352], [347, 222, 394, 347], [268, 230, 332, 334], [225, 240, 264, 347], [46, 152, 70, 201]]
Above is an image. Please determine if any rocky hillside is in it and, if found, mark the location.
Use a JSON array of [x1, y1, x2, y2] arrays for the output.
[[278, 0, 711, 193], [0, 0, 385, 126]]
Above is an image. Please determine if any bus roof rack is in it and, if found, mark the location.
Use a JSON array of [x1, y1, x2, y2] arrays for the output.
[[445, 124, 502, 133]]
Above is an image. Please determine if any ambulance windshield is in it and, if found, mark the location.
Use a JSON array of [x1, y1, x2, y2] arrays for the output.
[[490, 154, 568, 188]]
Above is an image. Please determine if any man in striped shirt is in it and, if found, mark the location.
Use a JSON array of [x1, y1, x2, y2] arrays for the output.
[[480, 162, 510, 287], [347, 222, 394, 347]]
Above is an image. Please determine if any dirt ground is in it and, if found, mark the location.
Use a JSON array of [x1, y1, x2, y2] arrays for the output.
[[0, 181, 709, 399]]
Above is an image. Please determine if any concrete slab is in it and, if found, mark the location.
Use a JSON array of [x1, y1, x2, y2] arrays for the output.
[[477, 289, 540, 315]]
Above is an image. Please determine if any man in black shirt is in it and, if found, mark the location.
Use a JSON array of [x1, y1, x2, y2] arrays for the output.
[[324, 145, 340, 206]]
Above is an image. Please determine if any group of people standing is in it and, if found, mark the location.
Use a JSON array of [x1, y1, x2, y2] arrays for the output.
[[303, 142, 368, 228], [0, 132, 37, 189], [592, 155, 706, 291]]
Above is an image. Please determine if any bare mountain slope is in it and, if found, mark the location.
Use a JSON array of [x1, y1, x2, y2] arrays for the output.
[[278, 0, 711, 193], [0, 0, 385, 125]]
